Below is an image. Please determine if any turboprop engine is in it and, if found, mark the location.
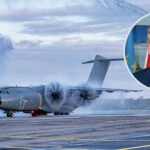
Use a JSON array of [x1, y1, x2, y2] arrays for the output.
[[69, 85, 99, 108], [77, 86, 99, 100], [44, 82, 66, 111]]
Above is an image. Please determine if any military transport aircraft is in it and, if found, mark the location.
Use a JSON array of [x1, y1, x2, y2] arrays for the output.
[[0, 55, 140, 117]]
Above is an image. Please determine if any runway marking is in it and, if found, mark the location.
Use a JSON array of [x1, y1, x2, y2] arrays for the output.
[[6, 146, 32, 149], [144, 120, 150, 122], [103, 120, 135, 123], [97, 119, 135, 122], [0, 116, 80, 121], [118, 144, 150, 150], [1, 135, 150, 142], [0, 117, 149, 122], [0, 135, 101, 141], [59, 149, 88, 150], [0, 117, 144, 122], [116, 120, 134, 122]]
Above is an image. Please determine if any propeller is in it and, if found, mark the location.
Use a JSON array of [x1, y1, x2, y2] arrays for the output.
[[78, 85, 99, 100], [69, 84, 99, 108], [44, 82, 66, 111]]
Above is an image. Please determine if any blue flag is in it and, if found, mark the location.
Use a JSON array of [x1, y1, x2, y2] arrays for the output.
[[125, 31, 136, 73]]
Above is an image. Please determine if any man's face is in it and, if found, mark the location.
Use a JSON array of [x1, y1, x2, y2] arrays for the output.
[[147, 29, 150, 55]]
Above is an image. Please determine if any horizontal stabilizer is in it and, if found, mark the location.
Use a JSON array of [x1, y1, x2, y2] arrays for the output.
[[82, 57, 123, 64]]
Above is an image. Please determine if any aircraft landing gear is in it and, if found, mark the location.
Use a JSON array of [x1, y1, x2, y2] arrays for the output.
[[6, 111, 13, 117], [54, 112, 70, 115]]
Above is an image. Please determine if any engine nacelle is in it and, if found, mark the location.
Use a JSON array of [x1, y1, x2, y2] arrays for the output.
[[44, 82, 66, 111], [68, 85, 99, 108], [78, 86, 99, 100]]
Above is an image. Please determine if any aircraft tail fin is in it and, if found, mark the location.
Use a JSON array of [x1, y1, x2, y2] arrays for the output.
[[82, 55, 123, 88]]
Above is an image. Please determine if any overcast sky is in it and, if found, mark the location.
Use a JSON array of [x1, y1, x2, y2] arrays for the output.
[[127, 0, 150, 12], [0, 0, 150, 99]]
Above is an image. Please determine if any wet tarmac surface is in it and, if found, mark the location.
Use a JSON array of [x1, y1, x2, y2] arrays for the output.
[[1, 114, 150, 149]]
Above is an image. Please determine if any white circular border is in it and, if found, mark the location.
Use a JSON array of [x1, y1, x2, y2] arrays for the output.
[[123, 13, 150, 89]]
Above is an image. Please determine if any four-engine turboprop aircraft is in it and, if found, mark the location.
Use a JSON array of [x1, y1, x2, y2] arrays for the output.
[[0, 55, 140, 117]]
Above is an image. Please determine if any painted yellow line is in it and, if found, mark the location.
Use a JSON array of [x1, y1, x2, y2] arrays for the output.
[[144, 120, 150, 122], [106, 140, 150, 142], [97, 120, 133, 122], [59, 149, 88, 150], [0, 135, 105, 141], [117, 120, 134, 122], [118, 144, 150, 150], [38, 93, 42, 110], [1, 135, 150, 142], [6, 146, 32, 149]]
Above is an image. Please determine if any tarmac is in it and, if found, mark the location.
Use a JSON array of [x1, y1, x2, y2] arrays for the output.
[[1, 112, 150, 150]]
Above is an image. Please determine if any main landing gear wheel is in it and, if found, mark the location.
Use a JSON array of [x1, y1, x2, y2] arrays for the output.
[[6, 112, 13, 117], [54, 112, 70, 115]]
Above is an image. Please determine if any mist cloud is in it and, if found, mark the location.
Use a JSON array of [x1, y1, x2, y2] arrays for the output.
[[0, 35, 13, 76]]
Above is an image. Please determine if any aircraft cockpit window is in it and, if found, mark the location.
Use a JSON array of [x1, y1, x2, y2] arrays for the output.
[[0, 90, 9, 94], [5, 91, 9, 94]]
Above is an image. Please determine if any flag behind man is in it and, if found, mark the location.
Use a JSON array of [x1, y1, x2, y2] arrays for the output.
[[125, 31, 136, 73]]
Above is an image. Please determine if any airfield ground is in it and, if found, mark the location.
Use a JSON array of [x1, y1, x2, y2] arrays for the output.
[[1, 113, 150, 149]]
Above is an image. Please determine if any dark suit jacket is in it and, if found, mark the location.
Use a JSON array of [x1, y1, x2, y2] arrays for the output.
[[133, 68, 150, 87]]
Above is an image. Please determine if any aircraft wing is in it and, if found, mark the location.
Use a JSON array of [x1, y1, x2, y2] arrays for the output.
[[70, 87, 141, 93], [95, 88, 142, 93]]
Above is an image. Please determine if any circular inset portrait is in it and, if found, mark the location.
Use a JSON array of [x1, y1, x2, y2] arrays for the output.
[[125, 14, 150, 88]]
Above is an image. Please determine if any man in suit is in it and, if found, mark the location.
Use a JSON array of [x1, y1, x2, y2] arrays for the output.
[[134, 25, 150, 87]]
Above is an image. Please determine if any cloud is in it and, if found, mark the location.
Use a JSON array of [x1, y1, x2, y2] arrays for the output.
[[0, 0, 147, 22], [15, 40, 42, 49], [0, 35, 13, 54], [0, 35, 13, 76], [21, 21, 121, 35], [0, 9, 47, 22], [1, 0, 143, 37], [19, 19, 133, 40], [126, 0, 150, 12]]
